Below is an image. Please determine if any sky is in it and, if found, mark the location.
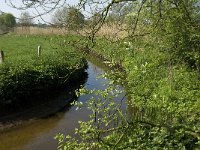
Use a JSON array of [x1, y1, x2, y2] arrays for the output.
[[0, 0, 79, 24]]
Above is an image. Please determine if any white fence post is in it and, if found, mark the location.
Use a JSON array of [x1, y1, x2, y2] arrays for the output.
[[37, 46, 41, 57]]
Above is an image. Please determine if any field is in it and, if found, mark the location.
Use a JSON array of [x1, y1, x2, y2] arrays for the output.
[[0, 34, 87, 107]]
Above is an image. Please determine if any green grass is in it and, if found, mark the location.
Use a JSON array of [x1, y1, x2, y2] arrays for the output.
[[0, 34, 87, 106]]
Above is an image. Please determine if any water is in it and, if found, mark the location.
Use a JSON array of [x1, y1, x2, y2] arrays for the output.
[[0, 61, 126, 150]]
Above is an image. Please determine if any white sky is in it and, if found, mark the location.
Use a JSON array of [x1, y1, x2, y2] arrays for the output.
[[0, 0, 79, 24]]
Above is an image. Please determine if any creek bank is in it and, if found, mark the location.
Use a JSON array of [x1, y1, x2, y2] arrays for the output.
[[0, 88, 73, 132], [74, 43, 125, 72], [75, 44, 128, 89], [0, 67, 88, 133]]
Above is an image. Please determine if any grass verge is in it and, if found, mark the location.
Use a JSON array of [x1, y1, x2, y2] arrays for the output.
[[0, 34, 87, 108]]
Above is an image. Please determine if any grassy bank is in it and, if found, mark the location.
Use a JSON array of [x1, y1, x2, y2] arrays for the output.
[[0, 34, 87, 107]]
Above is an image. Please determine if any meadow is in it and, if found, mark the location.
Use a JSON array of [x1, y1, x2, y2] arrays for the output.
[[0, 34, 87, 107]]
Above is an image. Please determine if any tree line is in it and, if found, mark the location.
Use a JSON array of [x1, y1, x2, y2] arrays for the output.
[[0, 11, 35, 34], [0, 5, 144, 33]]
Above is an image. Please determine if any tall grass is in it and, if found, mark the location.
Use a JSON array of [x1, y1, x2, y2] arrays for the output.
[[13, 24, 126, 39]]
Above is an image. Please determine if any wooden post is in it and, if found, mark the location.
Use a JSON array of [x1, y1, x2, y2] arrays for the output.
[[37, 46, 41, 57], [0, 50, 4, 63]]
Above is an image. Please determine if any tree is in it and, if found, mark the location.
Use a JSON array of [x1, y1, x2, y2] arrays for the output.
[[0, 13, 16, 33], [88, 12, 102, 26], [19, 11, 34, 26], [52, 6, 85, 31], [106, 2, 133, 23]]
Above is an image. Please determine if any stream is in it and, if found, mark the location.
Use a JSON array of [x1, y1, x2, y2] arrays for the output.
[[0, 60, 126, 150]]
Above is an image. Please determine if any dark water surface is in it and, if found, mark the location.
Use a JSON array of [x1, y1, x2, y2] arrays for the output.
[[0, 61, 125, 150]]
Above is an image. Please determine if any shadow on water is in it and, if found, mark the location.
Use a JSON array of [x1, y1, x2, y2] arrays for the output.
[[0, 71, 88, 123], [0, 60, 126, 150]]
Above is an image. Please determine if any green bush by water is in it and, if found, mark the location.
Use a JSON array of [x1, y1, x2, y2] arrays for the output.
[[65, 35, 200, 149]]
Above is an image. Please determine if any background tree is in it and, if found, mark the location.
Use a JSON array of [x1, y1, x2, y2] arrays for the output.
[[52, 6, 84, 31], [19, 11, 34, 26], [87, 12, 102, 27], [106, 2, 132, 23], [0, 13, 16, 33]]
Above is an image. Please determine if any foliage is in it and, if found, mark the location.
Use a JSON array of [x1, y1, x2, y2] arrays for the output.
[[123, 0, 200, 69], [147, 0, 200, 69], [89, 12, 102, 27], [52, 6, 85, 31], [55, 0, 200, 147], [107, 2, 133, 23], [55, 71, 200, 149]]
